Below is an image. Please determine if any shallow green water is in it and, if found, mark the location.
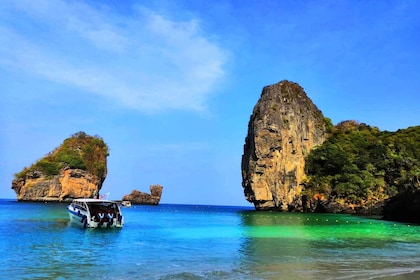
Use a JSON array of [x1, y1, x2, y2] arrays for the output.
[[1, 200, 420, 279]]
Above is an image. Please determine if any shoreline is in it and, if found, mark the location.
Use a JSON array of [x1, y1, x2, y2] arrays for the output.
[[375, 270, 420, 279]]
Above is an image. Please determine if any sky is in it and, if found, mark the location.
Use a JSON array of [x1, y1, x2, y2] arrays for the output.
[[1, 0, 419, 206]]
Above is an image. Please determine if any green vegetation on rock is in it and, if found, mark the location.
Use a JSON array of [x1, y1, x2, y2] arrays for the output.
[[304, 121, 420, 210], [15, 131, 109, 179]]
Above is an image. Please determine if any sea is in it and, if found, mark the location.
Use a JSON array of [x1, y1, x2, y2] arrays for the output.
[[1, 199, 420, 280]]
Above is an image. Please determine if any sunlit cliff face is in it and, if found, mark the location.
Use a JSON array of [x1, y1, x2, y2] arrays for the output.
[[12, 169, 102, 202], [242, 80, 327, 210]]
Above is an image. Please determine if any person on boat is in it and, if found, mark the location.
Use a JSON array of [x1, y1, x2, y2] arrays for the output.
[[97, 212, 105, 221], [107, 212, 114, 226], [97, 212, 105, 227]]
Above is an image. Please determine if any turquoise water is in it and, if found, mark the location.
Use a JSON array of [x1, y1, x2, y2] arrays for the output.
[[1, 199, 420, 279]]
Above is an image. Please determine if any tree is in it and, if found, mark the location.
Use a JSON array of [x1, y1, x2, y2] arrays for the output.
[[304, 122, 420, 207]]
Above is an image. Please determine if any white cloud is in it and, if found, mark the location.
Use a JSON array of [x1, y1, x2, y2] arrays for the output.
[[0, 0, 228, 113]]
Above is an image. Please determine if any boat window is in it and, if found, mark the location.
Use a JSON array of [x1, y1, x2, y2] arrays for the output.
[[87, 202, 119, 216], [72, 202, 87, 211]]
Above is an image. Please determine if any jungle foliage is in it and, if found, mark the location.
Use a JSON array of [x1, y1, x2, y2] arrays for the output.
[[15, 131, 109, 179], [304, 121, 420, 205]]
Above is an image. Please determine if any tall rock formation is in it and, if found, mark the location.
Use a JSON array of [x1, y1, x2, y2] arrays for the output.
[[12, 132, 109, 202], [242, 80, 328, 210]]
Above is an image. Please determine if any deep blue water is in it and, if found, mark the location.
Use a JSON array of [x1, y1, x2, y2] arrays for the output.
[[1, 199, 420, 279]]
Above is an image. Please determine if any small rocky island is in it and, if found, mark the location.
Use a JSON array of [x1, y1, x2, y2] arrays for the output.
[[242, 80, 420, 223], [122, 185, 163, 205], [12, 131, 109, 202]]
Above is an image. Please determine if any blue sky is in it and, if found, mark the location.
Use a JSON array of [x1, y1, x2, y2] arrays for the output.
[[1, 0, 419, 205]]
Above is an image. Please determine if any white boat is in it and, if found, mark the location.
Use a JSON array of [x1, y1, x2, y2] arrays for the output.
[[121, 200, 132, 207], [67, 199, 124, 228]]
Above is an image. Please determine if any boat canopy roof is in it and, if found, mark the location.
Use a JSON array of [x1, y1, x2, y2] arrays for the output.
[[71, 199, 116, 204]]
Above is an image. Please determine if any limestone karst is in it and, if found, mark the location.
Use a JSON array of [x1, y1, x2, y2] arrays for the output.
[[242, 80, 328, 210], [12, 132, 108, 202]]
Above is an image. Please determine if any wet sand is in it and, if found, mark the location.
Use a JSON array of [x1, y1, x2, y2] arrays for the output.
[[376, 270, 420, 279]]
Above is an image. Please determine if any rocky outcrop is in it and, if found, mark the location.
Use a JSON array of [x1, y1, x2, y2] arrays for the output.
[[12, 132, 108, 202], [242, 80, 328, 210], [12, 168, 103, 202], [383, 190, 420, 224], [122, 185, 163, 205]]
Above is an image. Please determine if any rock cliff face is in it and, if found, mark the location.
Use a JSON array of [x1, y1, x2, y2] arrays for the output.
[[12, 168, 103, 202], [12, 132, 108, 202], [122, 185, 163, 205], [242, 80, 328, 210]]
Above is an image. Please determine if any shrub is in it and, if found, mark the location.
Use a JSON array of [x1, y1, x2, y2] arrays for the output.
[[15, 131, 109, 179]]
